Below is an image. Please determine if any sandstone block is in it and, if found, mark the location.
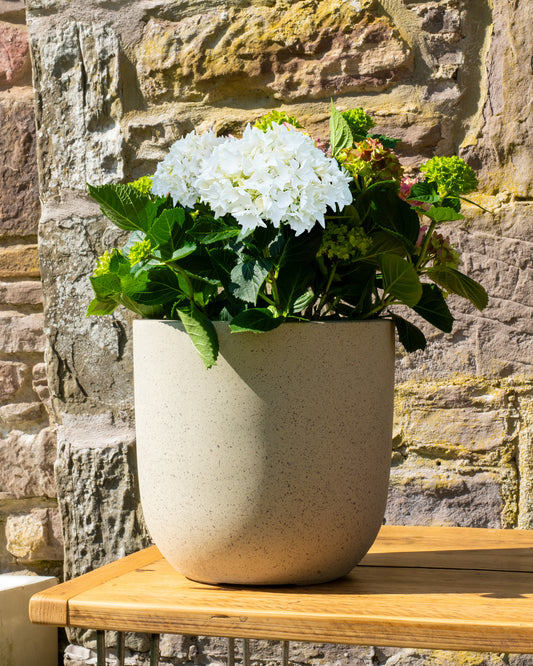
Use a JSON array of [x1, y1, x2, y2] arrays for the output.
[[0, 312, 45, 352], [136, 1, 413, 105], [0, 401, 43, 425], [0, 427, 56, 498], [385, 467, 503, 528], [0, 1, 25, 18], [0, 244, 40, 277], [30, 22, 123, 196], [0, 23, 29, 84], [0, 361, 28, 401], [5, 507, 63, 561], [0, 97, 40, 237], [0, 280, 43, 305]]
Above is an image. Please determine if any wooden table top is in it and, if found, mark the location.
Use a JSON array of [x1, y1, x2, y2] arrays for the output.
[[29, 525, 533, 653]]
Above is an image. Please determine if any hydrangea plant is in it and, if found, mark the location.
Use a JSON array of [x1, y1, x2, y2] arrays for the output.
[[87, 102, 488, 368]]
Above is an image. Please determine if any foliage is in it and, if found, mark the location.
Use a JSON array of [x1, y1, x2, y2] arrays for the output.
[[86, 105, 488, 368]]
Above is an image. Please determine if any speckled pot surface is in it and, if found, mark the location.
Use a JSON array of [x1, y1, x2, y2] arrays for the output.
[[134, 319, 395, 585]]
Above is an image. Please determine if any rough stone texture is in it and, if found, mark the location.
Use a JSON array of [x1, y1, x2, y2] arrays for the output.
[[136, 2, 413, 104], [30, 21, 124, 196], [0, 280, 43, 305], [0, 22, 29, 84], [0, 427, 56, 499], [0, 243, 40, 277], [0, 93, 40, 237], [5, 507, 62, 560], [0, 360, 29, 401], [0, 312, 45, 352]]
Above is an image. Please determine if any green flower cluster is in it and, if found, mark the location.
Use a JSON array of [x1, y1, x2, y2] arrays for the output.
[[420, 156, 478, 197], [129, 176, 154, 196], [93, 251, 112, 276], [337, 138, 403, 183], [128, 239, 153, 266], [340, 108, 375, 139], [254, 110, 303, 131], [319, 222, 373, 261]]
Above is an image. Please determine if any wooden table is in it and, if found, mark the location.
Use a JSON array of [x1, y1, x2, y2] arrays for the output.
[[30, 525, 533, 664]]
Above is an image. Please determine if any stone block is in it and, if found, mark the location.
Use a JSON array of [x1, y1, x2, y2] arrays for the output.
[[0, 401, 43, 425], [0, 22, 29, 84], [0, 96, 40, 237], [386, 466, 503, 528], [136, 1, 413, 105], [30, 22, 123, 196], [0, 312, 45, 352], [0, 361, 28, 401], [0, 280, 43, 305], [0, 1, 25, 17], [0, 244, 40, 277], [5, 507, 63, 561], [0, 426, 56, 498]]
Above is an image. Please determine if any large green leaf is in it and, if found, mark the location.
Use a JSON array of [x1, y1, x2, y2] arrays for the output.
[[276, 263, 315, 315], [147, 208, 185, 246], [88, 183, 156, 232], [423, 206, 464, 223], [230, 308, 285, 333], [230, 258, 271, 304], [329, 101, 353, 155], [89, 273, 121, 300], [371, 189, 420, 245], [86, 297, 118, 316], [123, 266, 182, 305], [176, 306, 219, 369], [426, 266, 488, 310], [413, 283, 454, 332], [379, 254, 422, 307], [391, 314, 427, 352]]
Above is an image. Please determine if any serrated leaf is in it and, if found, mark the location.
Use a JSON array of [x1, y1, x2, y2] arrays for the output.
[[292, 290, 315, 314], [88, 183, 156, 232], [230, 308, 284, 333], [368, 133, 400, 148], [89, 273, 121, 300], [147, 208, 186, 246], [413, 283, 454, 332], [423, 206, 464, 223], [230, 259, 271, 304], [123, 266, 182, 305], [391, 314, 427, 352], [330, 101, 354, 155], [426, 266, 488, 310], [176, 306, 219, 368], [371, 189, 420, 245], [379, 254, 422, 307], [86, 297, 118, 316]]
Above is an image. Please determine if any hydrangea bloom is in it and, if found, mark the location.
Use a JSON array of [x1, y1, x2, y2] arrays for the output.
[[151, 130, 224, 207], [152, 123, 353, 235]]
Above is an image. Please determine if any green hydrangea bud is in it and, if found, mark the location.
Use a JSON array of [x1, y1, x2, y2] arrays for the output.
[[129, 239, 153, 266], [420, 156, 478, 196], [93, 251, 112, 276], [254, 110, 303, 132], [341, 108, 375, 138], [129, 176, 154, 196], [319, 222, 373, 261]]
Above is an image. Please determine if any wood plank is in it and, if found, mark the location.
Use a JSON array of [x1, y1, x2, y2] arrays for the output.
[[65, 555, 533, 652], [29, 545, 161, 626], [362, 525, 533, 571]]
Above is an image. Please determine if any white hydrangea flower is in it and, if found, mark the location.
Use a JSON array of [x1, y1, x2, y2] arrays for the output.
[[151, 130, 224, 207], [152, 123, 353, 235]]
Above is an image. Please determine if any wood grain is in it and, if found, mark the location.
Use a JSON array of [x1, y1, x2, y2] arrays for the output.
[[29, 526, 533, 653]]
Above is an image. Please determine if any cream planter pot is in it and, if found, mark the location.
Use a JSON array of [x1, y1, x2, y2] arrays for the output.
[[134, 319, 395, 585]]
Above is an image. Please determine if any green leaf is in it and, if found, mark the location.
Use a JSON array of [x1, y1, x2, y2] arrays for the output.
[[371, 189, 420, 245], [86, 297, 118, 316], [423, 206, 464, 223], [391, 314, 427, 352], [89, 273, 121, 300], [230, 308, 285, 333], [413, 283, 454, 332], [147, 208, 185, 246], [88, 183, 156, 232], [426, 266, 488, 310], [368, 133, 400, 149], [329, 101, 354, 155], [379, 254, 422, 307], [176, 306, 219, 369], [408, 181, 440, 204], [123, 266, 182, 305], [292, 289, 315, 314], [276, 263, 315, 315], [230, 259, 271, 304]]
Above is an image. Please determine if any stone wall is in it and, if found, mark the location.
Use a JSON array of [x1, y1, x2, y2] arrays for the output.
[[24, 0, 533, 663], [0, 0, 61, 577]]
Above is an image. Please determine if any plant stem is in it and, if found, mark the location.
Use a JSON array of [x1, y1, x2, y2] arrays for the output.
[[315, 263, 337, 317], [415, 220, 437, 269]]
